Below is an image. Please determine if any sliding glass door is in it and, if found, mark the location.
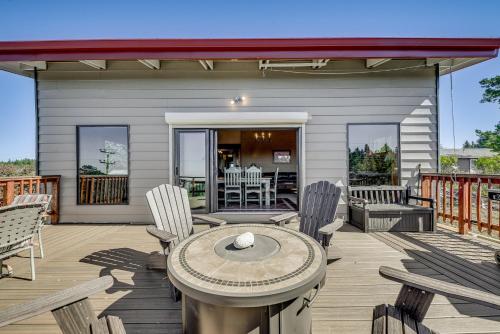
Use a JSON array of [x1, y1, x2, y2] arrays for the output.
[[174, 129, 218, 213]]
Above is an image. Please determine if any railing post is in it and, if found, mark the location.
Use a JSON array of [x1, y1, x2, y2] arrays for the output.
[[458, 177, 467, 234], [442, 178, 447, 223], [52, 176, 60, 224], [466, 179, 471, 231], [434, 176, 440, 225], [487, 179, 492, 235], [421, 176, 431, 208], [5, 180, 15, 205], [477, 178, 482, 232]]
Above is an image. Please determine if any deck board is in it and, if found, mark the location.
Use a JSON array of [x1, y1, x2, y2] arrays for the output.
[[0, 223, 499, 333]]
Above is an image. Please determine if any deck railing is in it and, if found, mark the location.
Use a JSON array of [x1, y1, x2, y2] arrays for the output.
[[420, 173, 500, 237], [0, 175, 61, 223], [79, 175, 128, 205]]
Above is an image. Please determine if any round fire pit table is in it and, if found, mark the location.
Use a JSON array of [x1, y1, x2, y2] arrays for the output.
[[167, 224, 327, 334]]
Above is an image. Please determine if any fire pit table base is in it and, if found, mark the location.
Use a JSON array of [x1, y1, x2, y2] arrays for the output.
[[182, 293, 313, 334]]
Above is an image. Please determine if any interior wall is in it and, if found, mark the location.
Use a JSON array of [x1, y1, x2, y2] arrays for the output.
[[218, 129, 297, 173]]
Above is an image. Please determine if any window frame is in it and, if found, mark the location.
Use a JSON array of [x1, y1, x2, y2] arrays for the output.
[[346, 122, 401, 186], [76, 125, 130, 206]]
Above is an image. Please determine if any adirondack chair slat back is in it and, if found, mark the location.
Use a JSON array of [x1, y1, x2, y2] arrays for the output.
[[0, 203, 45, 251], [245, 166, 262, 187], [348, 186, 406, 204], [11, 194, 52, 212], [146, 184, 194, 246], [224, 167, 242, 187], [299, 181, 341, 242]]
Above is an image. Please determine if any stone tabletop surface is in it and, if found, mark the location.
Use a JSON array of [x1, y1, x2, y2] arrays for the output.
[[167, 224, 326, 299]]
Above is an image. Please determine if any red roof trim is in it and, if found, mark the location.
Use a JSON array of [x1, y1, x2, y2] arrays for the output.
[[0, 37, 499, 61]]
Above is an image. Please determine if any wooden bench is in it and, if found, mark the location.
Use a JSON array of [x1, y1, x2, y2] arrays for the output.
[[0, 275, 126, 334], [373, 266, 500, 334], [348, 186, 434, 232]]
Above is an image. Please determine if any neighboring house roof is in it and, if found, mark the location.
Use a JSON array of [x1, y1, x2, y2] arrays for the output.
[[441, 148, 497, 159]]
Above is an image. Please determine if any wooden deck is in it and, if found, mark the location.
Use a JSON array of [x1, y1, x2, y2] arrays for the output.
[[1, 223, 499, 333]]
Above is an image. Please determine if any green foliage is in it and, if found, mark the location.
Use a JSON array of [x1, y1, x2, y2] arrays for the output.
[[79, 164, 105, 175], [475, 121, 500, 153], [349, 143, 397, 185], [0, 159, 36, 177], [474, 156, 500, 174], [480, 75, 500, 104], [440, 155, 457, 173], [463, 140, 482, 149]]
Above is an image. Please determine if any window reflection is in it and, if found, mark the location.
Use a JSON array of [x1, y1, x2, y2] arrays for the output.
[[78, 126, 129, 205], [348, 124, 399, 186]]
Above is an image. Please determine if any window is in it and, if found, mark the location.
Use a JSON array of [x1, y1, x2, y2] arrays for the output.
[[77, 126, 129, 205], [348, 124, 399, 186]]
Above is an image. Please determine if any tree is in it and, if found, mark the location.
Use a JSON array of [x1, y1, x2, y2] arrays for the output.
[[480, 75, 500, 104], [79, 165, 104, 175], [474, 156, 500, 174], [440, 155, 457, 173], [475, 122, 500, 153]]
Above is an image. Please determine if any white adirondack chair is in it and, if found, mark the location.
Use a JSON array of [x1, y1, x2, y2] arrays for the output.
[[145, 184, 226, 300]]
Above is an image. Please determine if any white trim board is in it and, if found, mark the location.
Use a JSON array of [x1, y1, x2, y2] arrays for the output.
[[164, 112, 310, 126]]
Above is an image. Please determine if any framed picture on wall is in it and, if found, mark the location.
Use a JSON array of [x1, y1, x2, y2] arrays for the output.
[[273, 150, 291, 164]]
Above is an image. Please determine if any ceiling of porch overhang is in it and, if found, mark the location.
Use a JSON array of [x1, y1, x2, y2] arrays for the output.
[[0, 37, 498, 77]]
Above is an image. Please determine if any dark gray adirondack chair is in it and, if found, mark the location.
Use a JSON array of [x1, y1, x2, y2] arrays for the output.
[[0, 203, 45, 280], [0, 275, 127, 334], [374, 266, 500, 334], [146, 184, 226, 300], [270, 181, 343, 260], [11, 194, 52, 258]]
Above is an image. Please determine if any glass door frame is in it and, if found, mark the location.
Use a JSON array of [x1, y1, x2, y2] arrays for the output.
[[173, 128, 216, 213]]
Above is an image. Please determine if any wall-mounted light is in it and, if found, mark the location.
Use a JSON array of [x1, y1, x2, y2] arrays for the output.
[[230, 96, 246, 105]]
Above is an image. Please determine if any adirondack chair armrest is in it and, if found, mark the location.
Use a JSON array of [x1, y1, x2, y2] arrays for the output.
[[318, 218, 343, 249], [0, 276, 114, 328], [146, 225, 177, 243], [349, 196, 368, 207], [269, 212, 299, 227], [407, 195, 434, 208], [192, 214, 226, 227], [318, 218, 344, 237], [379, 266, 500, 310]]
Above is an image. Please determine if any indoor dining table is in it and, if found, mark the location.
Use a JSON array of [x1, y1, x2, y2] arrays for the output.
[[218, 177, 271, 206], [167, 224, 327, 334]]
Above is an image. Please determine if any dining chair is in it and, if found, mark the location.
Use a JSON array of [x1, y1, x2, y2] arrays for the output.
[[224, 166, 242, 208], [269, 167, 279, 207], [244, 166, 262, 208]]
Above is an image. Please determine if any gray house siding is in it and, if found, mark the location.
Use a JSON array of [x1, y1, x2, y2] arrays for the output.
[[36, 60, 437, 223]]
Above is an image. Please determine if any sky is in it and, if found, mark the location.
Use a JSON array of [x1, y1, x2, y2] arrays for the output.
[[0, 0, 499, 160]]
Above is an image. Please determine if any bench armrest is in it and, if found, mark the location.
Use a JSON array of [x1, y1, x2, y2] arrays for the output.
[[407, 195, 434, 208], [146, 226, 177, 243], [349, 196, 368, 207], [318, 218, 343, 237], [192, 214, 226, 227], [0, 276, 113, 328], [269, 212, 299, 226], [379, 266, 500, 310]]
